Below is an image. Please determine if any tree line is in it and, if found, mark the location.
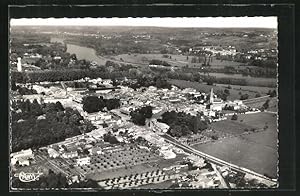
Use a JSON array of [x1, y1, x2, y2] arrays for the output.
[[216, 52, 277, 69], [182, 64, 276, 79], [11, 69, 133, 84], [129, 75, 172, 90], [165, 71, 249, 86], [149, 59, 172, 67]]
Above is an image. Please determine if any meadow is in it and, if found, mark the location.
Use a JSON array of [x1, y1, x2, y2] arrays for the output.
[[216, 83, 276, 95], [169, 79, 274, 101], [211, 120, 255, 136], [111, 53, 245, 68], [191, 112, 278, 178]]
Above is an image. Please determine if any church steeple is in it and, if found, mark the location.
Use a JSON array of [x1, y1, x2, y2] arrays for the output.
[[17, 57, 22, 72], [210, 88, 214, 104]]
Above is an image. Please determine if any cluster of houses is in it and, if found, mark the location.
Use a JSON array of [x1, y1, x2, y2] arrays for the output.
[[186, 42, 277, 63], [17, 76, 250, 125], [188, 46, 237, 56], [44, 134, 105, 167], [11, 76, 252, 174], [11, 149, 34, 167]]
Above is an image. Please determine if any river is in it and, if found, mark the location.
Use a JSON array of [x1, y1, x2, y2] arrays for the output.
[[66, 44, 107, 65], [49, 37, 276, 87], [50, 37, 106, 65]]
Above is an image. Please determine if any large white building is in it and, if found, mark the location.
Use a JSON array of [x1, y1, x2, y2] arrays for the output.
[[47, 148, 60, 158], [11, 148, 34, 166], [76, 157, 91, 166], [159, 146, 176, 159], [17, 57, 22, 72], [62, 151, 78, 159]]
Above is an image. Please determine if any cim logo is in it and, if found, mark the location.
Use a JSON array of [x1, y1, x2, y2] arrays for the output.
[[14, 171, 43, 182]]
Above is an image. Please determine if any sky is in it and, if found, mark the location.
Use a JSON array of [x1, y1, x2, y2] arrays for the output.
[[10, 17, 277, 28]]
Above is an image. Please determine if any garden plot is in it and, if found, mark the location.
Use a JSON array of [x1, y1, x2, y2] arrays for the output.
[[71, 144, 160, 177]]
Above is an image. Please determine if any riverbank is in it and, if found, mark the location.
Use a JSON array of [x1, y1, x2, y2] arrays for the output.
[[51, 37, 277, 89]]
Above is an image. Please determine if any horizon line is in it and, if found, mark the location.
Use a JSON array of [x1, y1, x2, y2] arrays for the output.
[[10, 17, 278, 29], [10, 25, 276, 29]]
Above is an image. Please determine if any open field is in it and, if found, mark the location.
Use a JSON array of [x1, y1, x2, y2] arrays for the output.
[[244, 97, 278, 113], [169, 79, 267, 100], [237, 112, 277, 130], [112, 53, 199, 67], [216, 83, 276, 95], [191, 112, 278, 177], [211, 120, 255, 136], [112, 53, 245, 68], [267, 98, 278, 112], [211, 112, 277, 135], [202, 72, 277, 87], [241, 127, 277, 149], [208, 57, 245, 67], [192, 134, 277, 178]]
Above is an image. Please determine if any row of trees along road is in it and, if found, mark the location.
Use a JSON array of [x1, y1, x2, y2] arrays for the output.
[[11, 68, 133, 84]]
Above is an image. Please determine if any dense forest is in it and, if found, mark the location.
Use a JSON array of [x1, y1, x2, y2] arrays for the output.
[[159, 111, 209, 137], [129, 75, 172, 90], [130, 106, 153, 126], [82, 96, 120, 113], [11, 99, 95, 152]]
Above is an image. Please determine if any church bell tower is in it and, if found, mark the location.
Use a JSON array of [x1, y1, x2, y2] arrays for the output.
[[210, 88, 214, 104]]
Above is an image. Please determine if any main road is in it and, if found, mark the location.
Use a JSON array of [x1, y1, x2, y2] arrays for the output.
[[161, 134, 277, 184]]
